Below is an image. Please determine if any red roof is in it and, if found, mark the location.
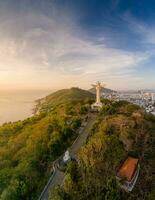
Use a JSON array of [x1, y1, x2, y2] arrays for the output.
[[117, 157, 139, 182]]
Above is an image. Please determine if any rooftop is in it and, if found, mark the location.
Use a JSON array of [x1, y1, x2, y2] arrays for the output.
[[117, 157, 139, 182]]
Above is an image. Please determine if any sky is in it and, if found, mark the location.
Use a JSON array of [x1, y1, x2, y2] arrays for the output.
[[0, 0, 155, 91]]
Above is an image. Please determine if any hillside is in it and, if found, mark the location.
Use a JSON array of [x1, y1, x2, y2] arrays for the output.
[[49, 101, 155, 200], [0, 88, 155, 200], [35, 87, 94, 114], [0, 88, 94, 200], [89, 87, 116, 94]]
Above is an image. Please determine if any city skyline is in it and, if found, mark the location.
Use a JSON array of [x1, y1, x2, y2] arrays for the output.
[[0, 0, 155, 91]]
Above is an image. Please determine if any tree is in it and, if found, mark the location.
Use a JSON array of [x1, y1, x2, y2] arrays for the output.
[[49, 186, 70, 200], [105, 177, 120, 200], [0, 179, 27, 200]]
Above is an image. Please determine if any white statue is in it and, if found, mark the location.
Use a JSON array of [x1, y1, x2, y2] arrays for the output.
[[91, 81, 105, 109]]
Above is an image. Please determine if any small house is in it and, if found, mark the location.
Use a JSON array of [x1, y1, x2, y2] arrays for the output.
[[116, 157, 140, 192]]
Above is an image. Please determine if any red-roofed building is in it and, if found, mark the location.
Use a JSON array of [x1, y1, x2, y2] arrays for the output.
[[116, 157, 140, 192]]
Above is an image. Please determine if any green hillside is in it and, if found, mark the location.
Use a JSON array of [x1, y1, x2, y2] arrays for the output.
[[35, 87, 94, 114], [49, 101, 155, 200], [0, 88, 94, 200], [1, 88, 155, 200]]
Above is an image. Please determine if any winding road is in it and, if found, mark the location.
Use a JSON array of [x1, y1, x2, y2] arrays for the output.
[[38, 113, 96, 200]]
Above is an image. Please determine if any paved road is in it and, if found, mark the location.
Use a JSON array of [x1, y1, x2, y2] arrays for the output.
[[38, 113, 96, 200]]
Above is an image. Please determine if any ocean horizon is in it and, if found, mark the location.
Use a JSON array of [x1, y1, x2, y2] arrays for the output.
[[0, 90, 51, 124]]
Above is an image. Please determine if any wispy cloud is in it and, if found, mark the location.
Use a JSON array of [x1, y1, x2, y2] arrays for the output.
[[0, 7, 151, 90], [122, 12, 155, 47]]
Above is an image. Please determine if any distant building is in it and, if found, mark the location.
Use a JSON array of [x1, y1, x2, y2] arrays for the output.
[[116, 157, 140, 192], [152, 93, 155, 104]]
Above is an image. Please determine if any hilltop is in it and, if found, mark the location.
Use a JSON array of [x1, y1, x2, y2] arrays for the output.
[[35, 87, 94, 114]]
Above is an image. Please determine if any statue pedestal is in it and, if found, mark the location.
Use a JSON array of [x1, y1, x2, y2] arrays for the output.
[[91, 102, 103, 110]]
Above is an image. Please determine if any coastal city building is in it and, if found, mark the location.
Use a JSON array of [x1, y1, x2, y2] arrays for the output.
[[152, 93, 155, 104], [103, 90, 155, 115]]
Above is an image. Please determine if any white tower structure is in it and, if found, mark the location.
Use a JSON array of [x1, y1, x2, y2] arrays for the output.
[[91, 81, 105, 109], [151, 93, 155, 104]]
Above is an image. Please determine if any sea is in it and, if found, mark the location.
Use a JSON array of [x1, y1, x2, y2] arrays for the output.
[[0, 89, 154, 125], [0, 90, 51, 125]]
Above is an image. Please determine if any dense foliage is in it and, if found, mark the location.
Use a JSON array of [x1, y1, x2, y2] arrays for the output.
[[34, 87, 94, 114], [49, 101, 155, 200], [0, 88, 94, 200]]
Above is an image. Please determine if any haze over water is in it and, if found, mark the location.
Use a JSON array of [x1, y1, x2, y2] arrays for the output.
[[0, 90, 51, 124]]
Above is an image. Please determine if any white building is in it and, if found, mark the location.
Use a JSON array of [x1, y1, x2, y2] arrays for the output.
[[151, 93, 155, 104], [63, 150, 71, 163]]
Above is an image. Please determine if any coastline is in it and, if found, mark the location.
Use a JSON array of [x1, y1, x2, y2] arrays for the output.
[[0, 90, 50, 125]]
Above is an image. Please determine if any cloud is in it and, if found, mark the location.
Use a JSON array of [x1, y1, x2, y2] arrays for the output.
[[0, 8, 151, 90], [135, 24, 155, 45], [122, 12, 155, 47]]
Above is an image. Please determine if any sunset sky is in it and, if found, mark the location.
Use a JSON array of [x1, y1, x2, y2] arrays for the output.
[[0, 0, 155, 90]]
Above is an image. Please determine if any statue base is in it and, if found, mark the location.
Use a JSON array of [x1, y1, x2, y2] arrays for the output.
[[91, 102, 103, 110]]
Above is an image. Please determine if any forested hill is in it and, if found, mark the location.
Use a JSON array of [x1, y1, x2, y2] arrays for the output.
[[49, 101, 155, 200], [1, 87, 155, 200], [0, 88, 94, 200], [34, 87, 95, 114]]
